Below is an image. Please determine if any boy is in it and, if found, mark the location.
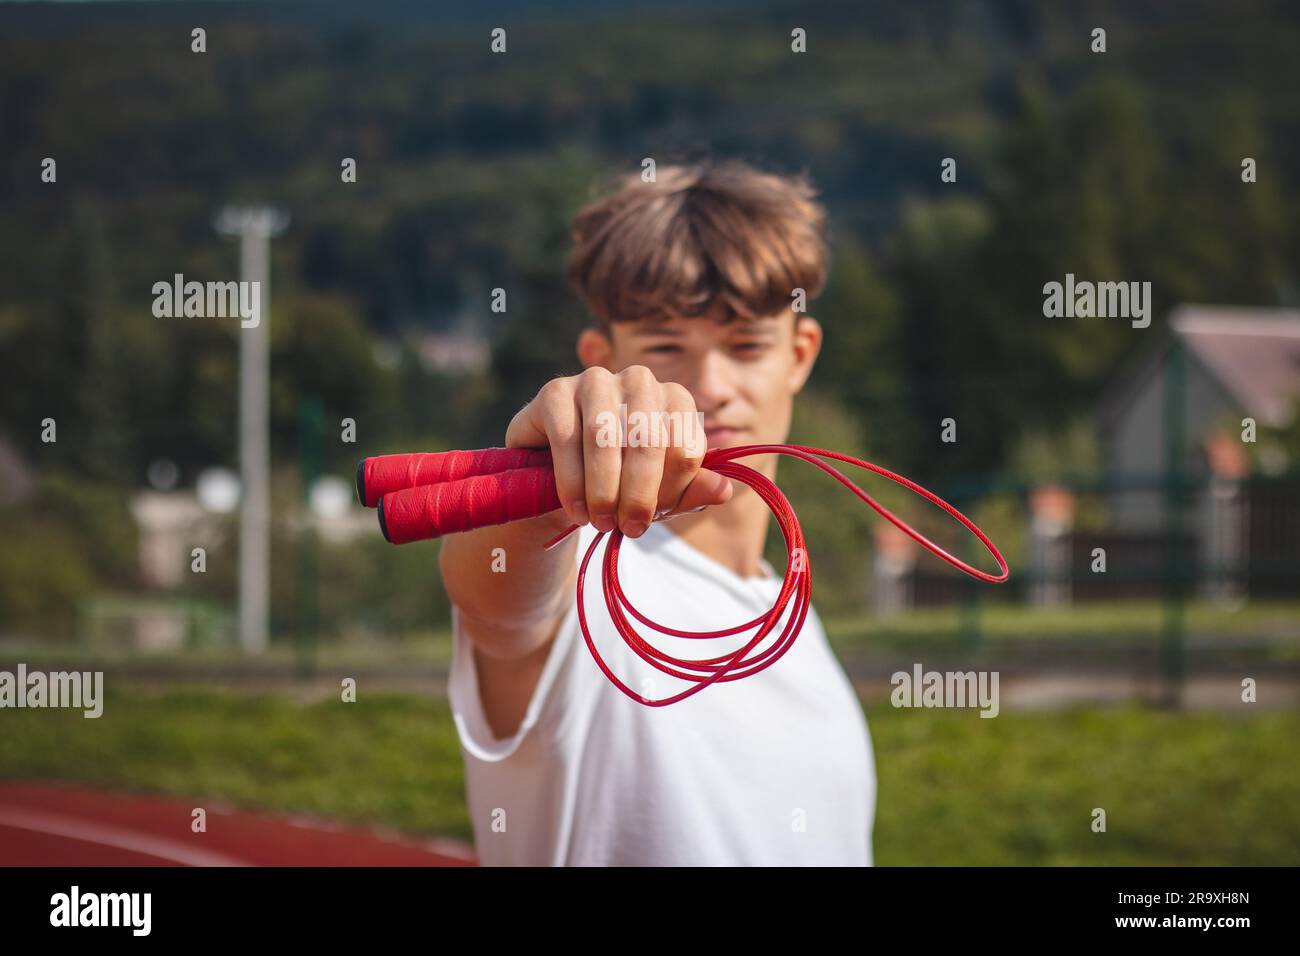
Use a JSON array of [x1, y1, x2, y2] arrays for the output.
[[439, 159, 876, 865]]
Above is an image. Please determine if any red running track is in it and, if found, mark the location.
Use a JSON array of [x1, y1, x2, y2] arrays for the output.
[[0, 781, 476, 867]]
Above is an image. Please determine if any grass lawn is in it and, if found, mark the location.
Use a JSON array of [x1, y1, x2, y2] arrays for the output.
[[5, 600, 1297, 673], [2, 685, 1297, 865], [824, 599, 1300, 659]]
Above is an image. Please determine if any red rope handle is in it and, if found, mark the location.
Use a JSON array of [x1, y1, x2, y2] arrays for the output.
[[377, 468, 562, 543], [357, 444, 1009, 705], [357, 448, 553, 507]]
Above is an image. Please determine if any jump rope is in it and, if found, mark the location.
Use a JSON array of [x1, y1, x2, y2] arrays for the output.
[[355, 443, 1009, 706]]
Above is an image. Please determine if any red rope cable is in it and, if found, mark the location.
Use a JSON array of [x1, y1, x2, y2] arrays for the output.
[[359, 443, 1009, 706], [563, 443, 1007, 706]]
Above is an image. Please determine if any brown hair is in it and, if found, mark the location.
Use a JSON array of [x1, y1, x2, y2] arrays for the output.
[[566, 159, 829, 330]]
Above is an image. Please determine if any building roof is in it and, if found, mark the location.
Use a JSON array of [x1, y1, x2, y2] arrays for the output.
[[1098, 304, 1300, 432], [1171, 306, 1300, 427]]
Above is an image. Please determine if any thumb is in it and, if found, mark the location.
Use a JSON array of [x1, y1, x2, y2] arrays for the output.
[[668, 468, 734, 515]]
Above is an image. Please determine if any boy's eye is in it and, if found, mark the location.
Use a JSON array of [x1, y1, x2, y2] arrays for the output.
[[644, 341, 766, 356]]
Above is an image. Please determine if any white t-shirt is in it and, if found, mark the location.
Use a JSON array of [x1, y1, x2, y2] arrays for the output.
[[448, 519, 876, 866]]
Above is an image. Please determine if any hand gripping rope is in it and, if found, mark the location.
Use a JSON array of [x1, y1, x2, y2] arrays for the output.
[[355, 445, 1009, 706]]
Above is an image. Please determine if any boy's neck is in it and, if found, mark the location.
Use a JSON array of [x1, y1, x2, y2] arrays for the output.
[[660, 463, 777, 579]]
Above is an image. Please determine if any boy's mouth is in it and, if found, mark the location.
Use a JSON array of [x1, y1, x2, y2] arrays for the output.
[[703, 425, 744, 446]]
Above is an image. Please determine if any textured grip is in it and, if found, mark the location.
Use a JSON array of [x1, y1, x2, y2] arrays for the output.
[[378, 465, 562, 543], [357, 448, 553, 508]]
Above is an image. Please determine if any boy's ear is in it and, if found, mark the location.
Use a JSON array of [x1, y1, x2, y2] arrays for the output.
[[789, 315, 823, 393], [577, 326, 613, 370]]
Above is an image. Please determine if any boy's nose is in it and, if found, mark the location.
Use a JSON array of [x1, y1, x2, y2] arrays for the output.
[[683, 348, 737, 414]]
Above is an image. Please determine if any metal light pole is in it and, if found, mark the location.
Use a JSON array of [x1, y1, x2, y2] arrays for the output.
[[215, 205, 289, 654]]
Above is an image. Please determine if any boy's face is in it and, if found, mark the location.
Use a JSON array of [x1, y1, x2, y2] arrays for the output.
[[577, 304, 823, 458]]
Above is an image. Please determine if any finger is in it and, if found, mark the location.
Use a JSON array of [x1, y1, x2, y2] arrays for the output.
[[541, 384, 586, 527], [653, 382, 705, 515], [578, 368, 623, 534], [610, 367, 665, 536], [507, 379, 587, 527], [616, 408, 666, 538]]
